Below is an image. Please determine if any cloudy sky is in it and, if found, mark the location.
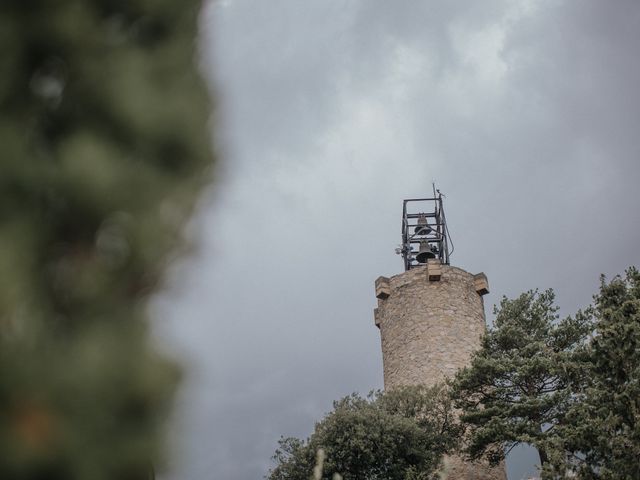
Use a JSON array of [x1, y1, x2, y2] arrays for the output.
[[153, 1, 640, 479]]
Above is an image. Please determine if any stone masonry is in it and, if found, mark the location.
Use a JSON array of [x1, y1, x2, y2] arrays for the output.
[[374, 262, 507, 480]]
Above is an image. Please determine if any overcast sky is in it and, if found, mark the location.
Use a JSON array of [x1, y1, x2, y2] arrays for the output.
[[153, 1, 640, 479]]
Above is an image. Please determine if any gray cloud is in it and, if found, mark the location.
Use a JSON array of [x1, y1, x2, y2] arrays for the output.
[[156, 1, 640, 479]]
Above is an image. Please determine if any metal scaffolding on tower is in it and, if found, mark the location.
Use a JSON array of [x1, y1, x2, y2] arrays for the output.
[[396, 186, 452, 271]]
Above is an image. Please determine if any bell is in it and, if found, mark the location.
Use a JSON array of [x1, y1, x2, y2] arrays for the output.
[[415, 240, 436, 263], [414, 214, 432, 235]]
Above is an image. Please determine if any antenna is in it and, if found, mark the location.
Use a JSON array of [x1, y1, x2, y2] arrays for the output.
[[396, 187, 452, 271]]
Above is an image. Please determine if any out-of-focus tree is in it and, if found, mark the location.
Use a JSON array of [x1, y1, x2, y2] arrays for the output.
[[268, 385, 461, 480], [0, 1, 213, 478]]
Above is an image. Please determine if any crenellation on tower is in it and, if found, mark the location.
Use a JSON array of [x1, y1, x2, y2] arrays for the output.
[[374, 276, 391, 299]]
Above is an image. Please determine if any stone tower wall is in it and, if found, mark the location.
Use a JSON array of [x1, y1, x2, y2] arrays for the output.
[[374, 262, 507, 480], [375, 264, 487, 389]]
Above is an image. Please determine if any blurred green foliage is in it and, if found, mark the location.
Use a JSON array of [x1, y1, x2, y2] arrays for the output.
[[269, 385, 461, 480], [0, 0, 212, 478]]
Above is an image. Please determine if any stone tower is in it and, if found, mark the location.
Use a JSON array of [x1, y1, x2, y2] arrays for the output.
[[373, 195, 506, 480]]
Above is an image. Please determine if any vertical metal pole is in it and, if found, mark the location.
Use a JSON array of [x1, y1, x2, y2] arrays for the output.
[[402, 200, 409, 271]]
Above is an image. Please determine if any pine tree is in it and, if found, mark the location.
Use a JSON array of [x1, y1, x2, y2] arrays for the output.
[[551, 268, 640, 479], [0, 1, 212, 478], [450, 290, 592, 471]]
